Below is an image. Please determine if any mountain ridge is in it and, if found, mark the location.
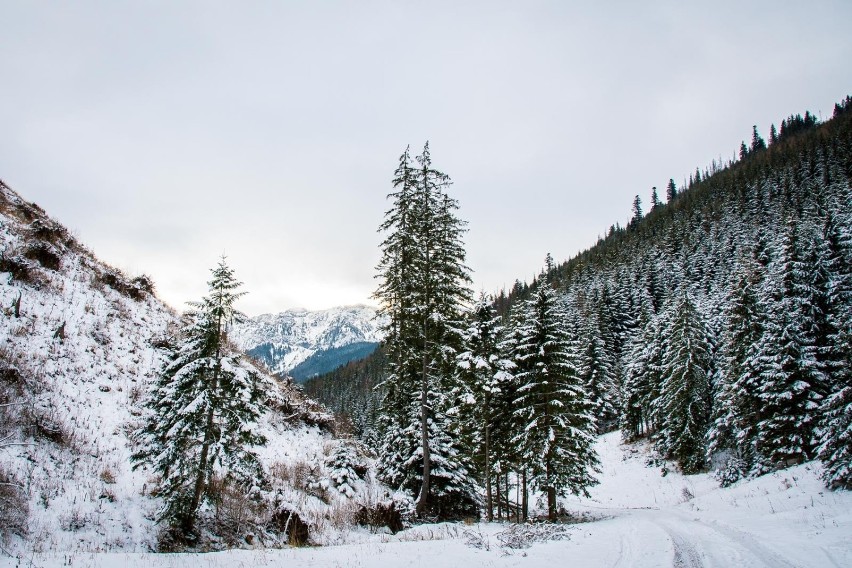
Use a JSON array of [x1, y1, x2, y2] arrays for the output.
[[232, 304, 384, 380]]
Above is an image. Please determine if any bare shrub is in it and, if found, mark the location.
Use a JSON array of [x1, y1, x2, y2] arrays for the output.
[[354, 501, 404, 534], [27, 403, 72, 447], [23, 242, 61, 271], [26, 218, 67, 245], [59, 508, 90, 531], [206, 478, 268, 547], [0, 253, 32, 283], [100, 467, 117, 485], [270, 460, 314, 491], [97, 268, 153, 301], [495, 522, 572, 550], [0, 468, 28, 540], [130, 274, 155, 297]]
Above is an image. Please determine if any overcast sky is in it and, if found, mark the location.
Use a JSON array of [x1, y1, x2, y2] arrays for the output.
[[1, 1, 850, 316]]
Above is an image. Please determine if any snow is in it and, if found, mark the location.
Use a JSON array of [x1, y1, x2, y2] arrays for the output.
[[5, 431, 848, 567]]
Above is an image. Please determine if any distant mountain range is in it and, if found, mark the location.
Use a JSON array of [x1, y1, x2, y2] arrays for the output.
[[232, 305, 384, 381]]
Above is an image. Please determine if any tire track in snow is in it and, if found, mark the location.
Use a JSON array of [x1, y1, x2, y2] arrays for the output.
[[612, 532, 633, 568], [648, 510, 802, 568], [659, 523, 703, 568], [694, 517, 800, 568]]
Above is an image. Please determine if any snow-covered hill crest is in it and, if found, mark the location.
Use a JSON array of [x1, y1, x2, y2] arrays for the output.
[[0, 181, 377, 554], [233, 306, 384, 377]]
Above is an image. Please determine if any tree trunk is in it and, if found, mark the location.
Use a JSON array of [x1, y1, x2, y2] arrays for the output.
[[496, 471, 502, 520], [415, 195, 432, 518], [188, 309, 224, 532], [515, 472, 520, 523], [485, 420, 493, 522], [189, 370, 216, 532], [522, 469, 528, 522]]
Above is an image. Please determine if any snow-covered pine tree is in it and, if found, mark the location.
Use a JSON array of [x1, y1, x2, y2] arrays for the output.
[[510, 278, 599, 520], [621, 309, 664, 441], [708, 256, 765, 476], [816, 206, 852, 488], [817, 325, 852, 489], [753, 223, 823, 471], [373, 143, 476, 519], [325, 442, 367, 499], [654, 291, 712, 473], [374, 146, 422, 497], [132, 258, 270, 534], [455, 293, 514, 521], [578, 314, 619, 433]]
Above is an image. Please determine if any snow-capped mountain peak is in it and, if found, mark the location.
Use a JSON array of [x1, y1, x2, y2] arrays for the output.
[[232, 305, 384, 380]]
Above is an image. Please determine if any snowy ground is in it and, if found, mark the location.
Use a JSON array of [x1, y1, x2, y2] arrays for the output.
[[6, 431, 849, 568]]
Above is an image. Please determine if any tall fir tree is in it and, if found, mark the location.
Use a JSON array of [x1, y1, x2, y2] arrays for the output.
[[816, 207, 852, 488], [753, 224, 823, 470], [132, 258, 270, 534], [666, 178, 678, 202], [510, 278, 599, 520], [654, 291, 712, 473], [578, 315, 619, 432], [708, 257, 765, 472], [621, 309, 664, 441], [373, 143, 476, 519]]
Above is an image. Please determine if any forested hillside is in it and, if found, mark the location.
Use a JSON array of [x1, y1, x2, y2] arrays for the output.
[[307, 96, 852, 494]]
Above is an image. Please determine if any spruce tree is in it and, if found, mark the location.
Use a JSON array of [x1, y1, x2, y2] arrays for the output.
[[817, 325, 852, 489], [132, 258, 270, 534], [455, 294, 514, 521], [621, 310, 664, 441], [753, 224, 822, 470], [374, 143, 476, 519], [650, 187, 662, 211], [655, 291, 712, 473], [510, 279, 599, 520], [578, 316, 619, 432], [631, 195, 643, 226], [750, 125, 767, 152], [666, 178, 677, 202], [708, 257, 765, 472], [816, 208, 852, 488]]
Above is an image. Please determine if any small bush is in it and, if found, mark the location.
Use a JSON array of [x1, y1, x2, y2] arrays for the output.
[[59, 508, 90, 532], [23, 242, 61, 271], [131, 274, 155, 296], [270, 460, 314, 491], [100, 468, 117, 485], [0, 253, 33, 282], [714, 456, 748, 487], [354, 501, 404, 534], [28, 404, 70, 446], [0, 469, 28, 540], [156, 524, 196, 552], [207, 478, 267, 547], [495, 522, 572, 550], [27, 218, 67, 244]]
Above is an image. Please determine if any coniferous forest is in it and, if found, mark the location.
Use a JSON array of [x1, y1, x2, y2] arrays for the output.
[[305, 96, 852, 521]]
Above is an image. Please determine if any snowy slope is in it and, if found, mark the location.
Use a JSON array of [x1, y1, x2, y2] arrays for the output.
[[232, 305, 384, 377], [9, 430, 849, 566], [0, 182, 378, 555]]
